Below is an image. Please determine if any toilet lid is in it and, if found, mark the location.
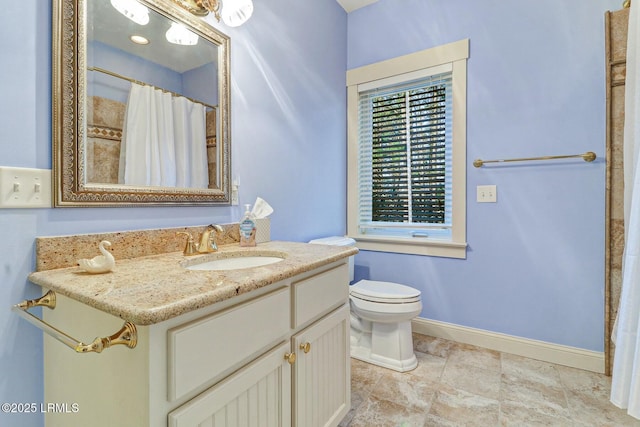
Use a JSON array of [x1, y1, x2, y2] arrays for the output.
[[350, 280, 421, 304]]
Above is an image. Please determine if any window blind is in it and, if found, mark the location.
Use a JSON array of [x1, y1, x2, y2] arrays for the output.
[[357, 71, 453, 239]]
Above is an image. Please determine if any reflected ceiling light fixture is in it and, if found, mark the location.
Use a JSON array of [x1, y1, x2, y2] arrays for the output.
[[166, 22, 199, 45], [110, 0, 150, 25], [171, 0, 254, 27], [130, 35, 150, 45]]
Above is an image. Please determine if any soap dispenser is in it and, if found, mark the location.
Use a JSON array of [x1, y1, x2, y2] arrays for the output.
[[239, 204, 257, 247]]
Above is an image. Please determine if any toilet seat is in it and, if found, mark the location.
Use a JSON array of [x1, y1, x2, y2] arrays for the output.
[[350, 280, 421, 304]]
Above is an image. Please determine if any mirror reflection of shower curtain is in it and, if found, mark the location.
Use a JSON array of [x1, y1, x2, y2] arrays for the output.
[[173, 96, 208, 188], [119, 83, 209, 188]]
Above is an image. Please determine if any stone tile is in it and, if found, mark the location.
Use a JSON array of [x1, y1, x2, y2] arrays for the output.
[[422, 414, 468, 427], [501, 353, 562, 388], [89, 138, 121, 184], [90, 96, 125, 128], [555, 364, 611, 399], [346, 395, 427, 427], [350, 358, 384, 395], [407, 351, 447, 383], [446, 342, 502, 372], [370, 370, 437, 411], [345, 336, 640, 427], [501, 373, 570, 420], [413, 333, 456, 359], [499, 399, 573, 426], [427, 384, 500, 426], [440, 360, 501, 399], [565, 389, 640, 426]]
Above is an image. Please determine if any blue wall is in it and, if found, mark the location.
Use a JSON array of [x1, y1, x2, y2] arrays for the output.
[[0, 0, 346, 425], [183, 62, 218, 106], [88, 42, 219, 106], [88, 41, 184, 103], [348, 0, 619, 352]]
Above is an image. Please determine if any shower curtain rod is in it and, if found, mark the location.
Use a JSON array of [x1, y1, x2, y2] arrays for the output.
[[87, 66, 217, 111]]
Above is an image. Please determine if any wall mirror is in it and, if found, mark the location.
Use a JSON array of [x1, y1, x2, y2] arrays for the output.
[[53, 0, 231, 206]]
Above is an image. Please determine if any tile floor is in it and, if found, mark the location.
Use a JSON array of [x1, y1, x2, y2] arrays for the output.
[[339, 333, 640, 426]]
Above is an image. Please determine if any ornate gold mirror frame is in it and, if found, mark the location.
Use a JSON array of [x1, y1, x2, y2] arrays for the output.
[[52, 0, 231, 206]]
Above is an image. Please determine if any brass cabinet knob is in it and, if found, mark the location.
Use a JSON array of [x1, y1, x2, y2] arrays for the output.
[[299, 342, 311, 354], [285, 352, 296, 365]]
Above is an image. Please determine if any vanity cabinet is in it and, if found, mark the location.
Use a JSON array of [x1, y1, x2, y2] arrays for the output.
[[41, 261, 350, 427], [169, 305, 350, 427]]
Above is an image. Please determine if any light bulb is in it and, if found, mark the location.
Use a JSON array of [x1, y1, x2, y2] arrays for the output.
[[220, 0, 254, 27], [110, 0, 149, 26], [166, 22, 199, 46]]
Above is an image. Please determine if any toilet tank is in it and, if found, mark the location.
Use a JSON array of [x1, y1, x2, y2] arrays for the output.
[[308, 236, 356, 282]]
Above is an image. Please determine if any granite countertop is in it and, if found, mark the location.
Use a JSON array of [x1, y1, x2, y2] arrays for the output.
[[28, 241, 358, 326]]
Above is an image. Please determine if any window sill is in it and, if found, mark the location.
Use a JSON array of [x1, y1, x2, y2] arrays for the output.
[[349, 234, 467, 259]]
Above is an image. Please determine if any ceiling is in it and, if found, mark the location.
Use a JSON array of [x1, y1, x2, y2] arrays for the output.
[[89, 0, 218, 73], [335, 0, 379, 13]]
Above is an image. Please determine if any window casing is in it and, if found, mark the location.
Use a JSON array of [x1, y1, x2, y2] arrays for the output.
[[347, 39, 468, 258]]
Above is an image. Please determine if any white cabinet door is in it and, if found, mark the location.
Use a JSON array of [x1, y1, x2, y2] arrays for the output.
[[168, 342, 292, 427], [292, 304, 350, 427]]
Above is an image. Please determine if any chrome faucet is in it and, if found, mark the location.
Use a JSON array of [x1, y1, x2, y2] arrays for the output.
[[197, 224, 224, 253]]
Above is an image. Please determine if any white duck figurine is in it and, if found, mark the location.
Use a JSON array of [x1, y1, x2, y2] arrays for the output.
[[77, 240, 116, 274]]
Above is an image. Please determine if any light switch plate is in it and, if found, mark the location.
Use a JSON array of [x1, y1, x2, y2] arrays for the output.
[[477, 185, 497, 203], [0, 167, 52, 208]]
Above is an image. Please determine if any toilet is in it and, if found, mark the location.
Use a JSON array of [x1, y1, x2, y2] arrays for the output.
[[309, 236, 423, 372], [349, 279, 422, 371]]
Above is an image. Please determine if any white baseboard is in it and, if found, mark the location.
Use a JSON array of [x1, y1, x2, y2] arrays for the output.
[[412, 317, 605, 374]]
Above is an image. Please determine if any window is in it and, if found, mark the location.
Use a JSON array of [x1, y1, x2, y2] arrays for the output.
[[347, 39, 468, 258], [359, 69, 452, 238]]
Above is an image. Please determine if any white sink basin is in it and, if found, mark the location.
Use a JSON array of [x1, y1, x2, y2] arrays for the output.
[[185, 255, 285, 271]]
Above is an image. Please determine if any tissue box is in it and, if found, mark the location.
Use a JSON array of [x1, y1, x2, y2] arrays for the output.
[[255, 218, 271, 243]]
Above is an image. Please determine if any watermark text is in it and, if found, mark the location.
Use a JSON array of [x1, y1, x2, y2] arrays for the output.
[[1, 402, 79, 414]]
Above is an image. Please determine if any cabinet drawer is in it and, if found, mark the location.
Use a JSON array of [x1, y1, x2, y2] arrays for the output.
[[292, 264, 349, 328], [168, 287, 290, 401]]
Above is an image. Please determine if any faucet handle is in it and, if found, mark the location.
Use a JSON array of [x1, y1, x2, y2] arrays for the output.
[[177, 232, 198, 256], [202, 224, 224, 253]]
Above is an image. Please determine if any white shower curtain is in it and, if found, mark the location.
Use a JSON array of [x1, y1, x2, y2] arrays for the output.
[[119, 83, 209, 188], [611, 1, 640, 420], [173, 96, 209, 188]]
